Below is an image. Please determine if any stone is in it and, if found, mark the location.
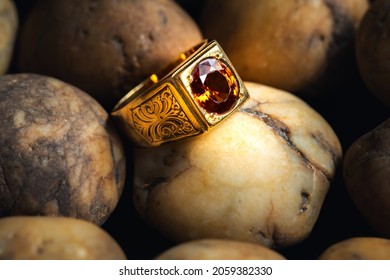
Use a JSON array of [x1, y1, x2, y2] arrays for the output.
[[0, 0, 18, 75], [0, 74, 126, 225], [190, 58, 239, 114], [132, 82, 342, 248]]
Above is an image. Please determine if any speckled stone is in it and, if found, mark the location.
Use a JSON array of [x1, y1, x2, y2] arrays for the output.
[[0, 74, 126, 225], [0, 0, 18, 74], [133, 82, 342, 248]]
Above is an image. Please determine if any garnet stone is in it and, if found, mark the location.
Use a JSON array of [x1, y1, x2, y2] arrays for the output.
[[190, 58, 239, 114]]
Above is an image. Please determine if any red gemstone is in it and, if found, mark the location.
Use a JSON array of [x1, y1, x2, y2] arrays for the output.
[[190, 58, 239, 114]]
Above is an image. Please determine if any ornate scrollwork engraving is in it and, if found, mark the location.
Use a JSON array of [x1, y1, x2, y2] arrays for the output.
[[131, 86, 197, 144]]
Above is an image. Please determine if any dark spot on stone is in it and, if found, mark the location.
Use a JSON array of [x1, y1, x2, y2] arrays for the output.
[[163, 149, 180, 166], [148, 32, 155, 42], [307, 33, 326, 49], [36, 239, 52, 255], [257, 230, 267, 239], [324, 0, 355, 52], [346, 252, 364, 260], [158, 9, 168, 25], [300, 192, 310, 213], [78, 28, 89, 38], [89, 0, 98, 12]]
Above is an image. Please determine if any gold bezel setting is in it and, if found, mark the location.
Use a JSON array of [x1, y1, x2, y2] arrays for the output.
[[111, 40, 250, 147]]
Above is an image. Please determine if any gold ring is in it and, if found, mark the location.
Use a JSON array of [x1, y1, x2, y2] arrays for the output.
[[111, 40, 249, 147]]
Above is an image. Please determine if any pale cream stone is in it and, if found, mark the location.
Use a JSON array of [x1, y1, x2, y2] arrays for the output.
[[0, 216, 126, 259], [133, 82, 342, 248], [0, 0, 18, 74]]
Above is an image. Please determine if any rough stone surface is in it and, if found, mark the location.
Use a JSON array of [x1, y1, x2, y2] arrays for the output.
[[0, 74, 126, 225], [133, 81, 342, 248]]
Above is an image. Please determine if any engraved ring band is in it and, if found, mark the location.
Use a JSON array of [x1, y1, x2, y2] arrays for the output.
[[111, 40, 249, 148]]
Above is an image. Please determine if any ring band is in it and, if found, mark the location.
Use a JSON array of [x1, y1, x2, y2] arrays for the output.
[[111, 40, 249, 147]]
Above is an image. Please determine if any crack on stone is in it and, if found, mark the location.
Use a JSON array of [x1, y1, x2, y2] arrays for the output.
[[240, 105, 332, 181], [265, 199, 276, 246], [311, 132, 339, 167], [145, 177, 167, 192], [241, 107, 308, 161]]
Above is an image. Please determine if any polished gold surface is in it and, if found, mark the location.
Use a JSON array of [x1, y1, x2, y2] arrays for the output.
[[111, 40, 249, 147]]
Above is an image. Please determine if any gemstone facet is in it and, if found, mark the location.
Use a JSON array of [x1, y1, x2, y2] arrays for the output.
[[190, 58, 239, 114]]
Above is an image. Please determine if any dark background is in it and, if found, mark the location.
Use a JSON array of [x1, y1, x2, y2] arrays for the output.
[[10, 0, 389, 260]]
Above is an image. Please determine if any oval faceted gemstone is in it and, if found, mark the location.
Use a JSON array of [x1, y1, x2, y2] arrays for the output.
[[190, 58, 239, 114]]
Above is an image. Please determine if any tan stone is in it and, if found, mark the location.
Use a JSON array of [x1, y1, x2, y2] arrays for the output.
[[0, 216, 126, 259], [200, 0, 368, 94]]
